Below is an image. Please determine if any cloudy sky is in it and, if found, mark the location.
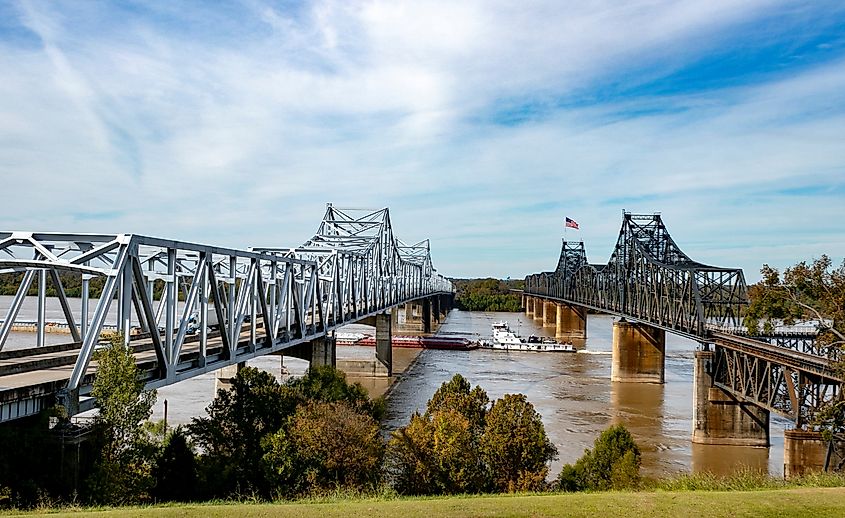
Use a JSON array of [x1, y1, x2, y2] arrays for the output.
[[1, 1, 844, 280]]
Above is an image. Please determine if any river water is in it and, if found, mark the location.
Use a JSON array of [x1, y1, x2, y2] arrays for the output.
[[1, 295, 788, 477]]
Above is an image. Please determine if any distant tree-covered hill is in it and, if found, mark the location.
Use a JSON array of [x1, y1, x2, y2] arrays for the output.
[[450, 277, 523, 312]]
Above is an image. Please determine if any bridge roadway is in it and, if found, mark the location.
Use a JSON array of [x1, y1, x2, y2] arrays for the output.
[[523, 212, 843, 477], [0, 205, 454, 422]]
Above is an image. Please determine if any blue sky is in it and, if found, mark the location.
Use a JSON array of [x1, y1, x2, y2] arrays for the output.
[[1, 1, 844, 280]]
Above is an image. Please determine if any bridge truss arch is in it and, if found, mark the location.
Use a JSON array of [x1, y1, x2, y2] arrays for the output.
[[0, 205, 452, 420], [526, 212, 747, 339]]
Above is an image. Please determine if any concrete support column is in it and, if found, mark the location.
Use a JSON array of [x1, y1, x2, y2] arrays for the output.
[[783, 430, 844, 478], [543, 301, 556, 328], [611, 320, 665, 383], [215, 361, 246, 393], [554, 303, 587, 340], [525, 297, 534, 318], [533, 298, 545, 322], [376, 312, 392, 376], [433, 297, 441, 325], [422, 298, 432, 334], [310, 336, 336, 367], [691, 350, 769, 446]]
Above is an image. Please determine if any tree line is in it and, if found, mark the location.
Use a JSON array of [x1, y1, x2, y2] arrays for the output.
[[0, 334, 641, 508], [451, 278, 524, 312]]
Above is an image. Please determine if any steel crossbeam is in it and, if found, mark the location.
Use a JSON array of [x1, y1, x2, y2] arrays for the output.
[[523, 212, 842, 424], [525, 213, 746, 339], [0, 205, 453, 421]]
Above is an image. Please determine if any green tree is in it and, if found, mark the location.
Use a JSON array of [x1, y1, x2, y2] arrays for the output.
[[481, 394, 558, 492], [152, 427, 197, 502], [424, 373, 489, 431], [557, 424, 641, 491], [264, 401, 383, 493], [287, 365, 385, 420], [188, 367, 301, 498], [86, 333, 157, 504]]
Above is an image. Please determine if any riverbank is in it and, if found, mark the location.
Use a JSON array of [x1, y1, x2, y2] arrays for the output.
[[5, 487, 845, 517]]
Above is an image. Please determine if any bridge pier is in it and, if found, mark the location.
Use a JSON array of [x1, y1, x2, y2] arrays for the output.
[[543, 301, 556, 328], [215, 361, 246, 393], [555, 303, 586, 341], [692, 350, 769, 447], [783, 430, 845, 478], [283, 335, 337, 370], [525, 297, 535, 318], [611, 320, 665, 383], [375, 311, 392, 376], [533, 298, 545, 323], [394, 301, 426, 335]]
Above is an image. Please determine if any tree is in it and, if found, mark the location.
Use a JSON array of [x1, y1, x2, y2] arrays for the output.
[[86, 333, 157, 504], [264, 401, 384, 493], [557, 424, 641, 491], [745, 257, 845, 353], [286, 365, 385, 420], [187, 367, 301, 498], [481, 394, 557, 492], [424, 373, 489, 431], [152, 427, 197, 502]]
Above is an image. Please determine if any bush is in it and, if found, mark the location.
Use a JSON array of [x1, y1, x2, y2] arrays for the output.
[[152, 427, 197, 502], [557, 424, 641, 491]]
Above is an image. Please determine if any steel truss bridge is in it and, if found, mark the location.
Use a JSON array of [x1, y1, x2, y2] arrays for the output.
[[525, 212, 842, 427], [0, 205, 453, 422]]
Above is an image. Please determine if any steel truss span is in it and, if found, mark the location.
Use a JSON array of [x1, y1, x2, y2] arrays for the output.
[[0, 204, 452, 421], [525, 212, 747, 339], [523, 212, 842, 425]]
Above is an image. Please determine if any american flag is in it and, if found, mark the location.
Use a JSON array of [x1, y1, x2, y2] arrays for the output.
[[565, 217, 579, 230]]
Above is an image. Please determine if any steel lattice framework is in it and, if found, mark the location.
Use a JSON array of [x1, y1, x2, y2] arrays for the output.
[[525, 213, 747, 339], [524, 212, 843, 425], [0, 204, 452, 420]]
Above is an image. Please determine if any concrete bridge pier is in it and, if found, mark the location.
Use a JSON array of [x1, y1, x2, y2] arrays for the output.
[[783, 430, 845, 478], [375, 311, 392, 376], [533, 298, 546, 323], [215, 361, 246, 393], [525, 296, 535, 319], [394, 301, 426, 335], [611, 320, 665, 383], [542, 301, 556, 328], [422, 298, 432, 333], [691, 350, 769, 447], [283, 335, 337, 372], [555, 303, 587, 341]]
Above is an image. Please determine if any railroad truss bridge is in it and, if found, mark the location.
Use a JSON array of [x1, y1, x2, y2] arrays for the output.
[[524, 212, 843, 477]]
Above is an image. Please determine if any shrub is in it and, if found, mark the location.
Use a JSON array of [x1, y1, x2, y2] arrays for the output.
[[557, 424, 641, 491]]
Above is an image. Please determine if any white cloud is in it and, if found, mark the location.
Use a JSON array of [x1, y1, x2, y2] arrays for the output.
[[0, 0, 843, 281]]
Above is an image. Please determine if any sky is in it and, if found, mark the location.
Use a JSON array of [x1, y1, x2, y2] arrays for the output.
[[1, 1, 844, 281]]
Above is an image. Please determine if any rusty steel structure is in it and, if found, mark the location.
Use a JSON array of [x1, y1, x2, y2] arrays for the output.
[[526, 213, 747, 339], [524, 212, 842, 426]]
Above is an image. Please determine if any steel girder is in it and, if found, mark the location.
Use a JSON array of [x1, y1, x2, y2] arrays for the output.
[[524, 213, 747, 338], [0, 206, 452, 420], [709, 333, 842, 426]]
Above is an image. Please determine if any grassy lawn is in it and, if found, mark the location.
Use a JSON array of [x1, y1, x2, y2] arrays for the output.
[[6, 487, 845, 518]]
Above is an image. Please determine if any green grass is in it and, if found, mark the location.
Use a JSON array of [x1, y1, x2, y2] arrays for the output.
[[5, 487, 845, 518]]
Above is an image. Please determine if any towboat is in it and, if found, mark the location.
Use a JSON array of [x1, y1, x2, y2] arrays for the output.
[[342, 334, 480, 351], [486, 321, 576, 352]]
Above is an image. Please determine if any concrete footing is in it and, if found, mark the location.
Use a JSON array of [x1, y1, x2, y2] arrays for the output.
[[783, 430, 845, 478], [611, 320, 665, 383], [692, 350, 769, 447]]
